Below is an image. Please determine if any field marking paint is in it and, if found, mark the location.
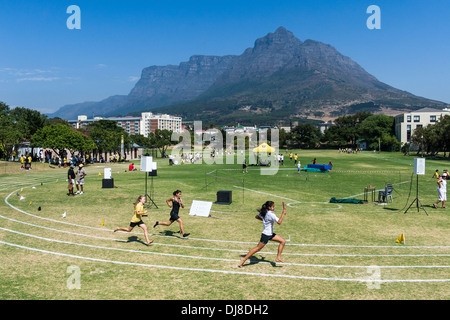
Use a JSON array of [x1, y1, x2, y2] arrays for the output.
[[232, 185, 343, 210], [1, 226, 448, 269], [0, 176, 61, 191], [2, 176, 450, 284], [343, 180, 411, 200], [232, 185, 299, 202], [5, 188, 450, 249], [1, 213, 449, 259], [1, 240, 449, 283], [5, 187, 113, 232]]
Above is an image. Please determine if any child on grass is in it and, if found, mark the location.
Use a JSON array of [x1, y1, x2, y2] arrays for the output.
[[238, 201, 287, 268], [114, 195, 154, 246]]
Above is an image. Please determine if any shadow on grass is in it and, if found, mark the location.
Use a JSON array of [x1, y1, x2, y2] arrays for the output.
[[154, 230, 185, 239], [383, 202, 435, 213], [239, 255, 282, 268], [126, 235, 149, 246]]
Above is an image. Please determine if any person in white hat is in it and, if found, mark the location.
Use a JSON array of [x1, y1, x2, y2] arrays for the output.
[[433, 173, 447, 209], [76, 163, 87, 194]]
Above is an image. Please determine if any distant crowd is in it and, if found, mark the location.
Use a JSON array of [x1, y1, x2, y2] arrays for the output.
[[18, 150, 129, 170]]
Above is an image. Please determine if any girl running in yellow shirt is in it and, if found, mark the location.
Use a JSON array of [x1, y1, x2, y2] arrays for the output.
[[114, 195, 153, 245]]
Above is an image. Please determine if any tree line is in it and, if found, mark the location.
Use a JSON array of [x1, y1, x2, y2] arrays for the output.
[[285, 112, 401, 151], [1, 102, 449, 160], [0, 101, 173, 161], [407, 115, 450, 157], [281, 112, 449, 158]]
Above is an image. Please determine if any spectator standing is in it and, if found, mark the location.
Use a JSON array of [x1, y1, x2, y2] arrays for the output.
[[67, 165, 76, 196], [75, 164, 87, 194], [433, 173, 447, 209]]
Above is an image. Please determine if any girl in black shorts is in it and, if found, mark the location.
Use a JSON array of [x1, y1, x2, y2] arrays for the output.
[[238, 201, 286, 268], [153, 190, 190, 238], [114, 195, 153, 246]]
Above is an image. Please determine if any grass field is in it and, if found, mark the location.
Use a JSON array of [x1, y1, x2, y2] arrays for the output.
[[0, 150, 449, 300]]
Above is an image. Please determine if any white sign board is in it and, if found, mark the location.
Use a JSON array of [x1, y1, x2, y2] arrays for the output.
[[104, 168, 112, 179], [189, 200, 213, 217], [414, 158, 425, 175], [141, 156, 153, 172]]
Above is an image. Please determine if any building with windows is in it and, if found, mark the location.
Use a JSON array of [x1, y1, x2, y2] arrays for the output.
[[69, 112, 182, 137], [142, 112, 182, 134], [112, 116, 142, 136], [394, 107, 450, 144]]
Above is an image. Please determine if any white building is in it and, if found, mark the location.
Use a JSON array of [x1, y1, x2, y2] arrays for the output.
[[69, 112, 182, 137], [394, 107, 450, 144], [142, 112, 182, 135]]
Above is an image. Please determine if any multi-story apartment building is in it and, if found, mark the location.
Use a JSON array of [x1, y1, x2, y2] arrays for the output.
[[69, 112, 182, 137], [112, 116, 142, 136], [394, 107, 450, 144], [141, 112, 182, 134]]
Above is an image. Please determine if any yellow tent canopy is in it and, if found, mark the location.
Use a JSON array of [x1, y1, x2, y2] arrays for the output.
[[252, 143, 275, 153]]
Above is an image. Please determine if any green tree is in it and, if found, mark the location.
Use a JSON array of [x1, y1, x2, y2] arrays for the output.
[[410, 126, 426, 155], [434, 115, 450, 158], [291, 124, 322, 148], [322, 125, 348, 147], [9, 107, 48, 140], [0, 115, 22, 159], [151, 129, 175, 157], [31, 124, 96, 158], [410, 115, 450, 157], [0, 102, 23, 159], [130, 133, 160, 157], [323, 112, 372, 147], [130, 134, 150, 148], [359, 114, 399, 151], [87, 120, 129, 154]]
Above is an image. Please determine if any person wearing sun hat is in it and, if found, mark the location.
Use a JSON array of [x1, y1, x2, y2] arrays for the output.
[[75, 163, 87, 194], [433, 172, 447, 209]]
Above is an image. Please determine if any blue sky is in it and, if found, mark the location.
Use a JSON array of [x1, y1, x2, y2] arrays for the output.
[[1, 0, 449, 114]]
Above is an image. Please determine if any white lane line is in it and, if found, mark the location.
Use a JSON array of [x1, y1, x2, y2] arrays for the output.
[[2, 175, 449, 283], [4, 187, 450, 249], [1, 214, 449, 258], [2, 221, 450, 268], [1, 240, 448, 283], [232, 185, 299, 202]]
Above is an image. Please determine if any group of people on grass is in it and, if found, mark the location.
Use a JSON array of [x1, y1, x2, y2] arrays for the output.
[[62, 157, 447, 269], [19, 154, 33, 170], [110, 167, 446, 268], [68, 155, 446, 269], [67, 164, 87, 196], [114, 190, 191, 245]]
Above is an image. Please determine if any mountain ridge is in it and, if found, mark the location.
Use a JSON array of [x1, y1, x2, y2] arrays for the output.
[[49, 27, 448, 124]]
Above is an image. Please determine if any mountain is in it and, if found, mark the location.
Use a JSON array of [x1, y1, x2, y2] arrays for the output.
[[49, 55, 236, 120], [49, 27, 448, 124], [51, 95, 128, 120]]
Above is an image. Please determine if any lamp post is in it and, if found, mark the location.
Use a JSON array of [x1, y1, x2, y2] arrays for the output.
[[421, 135, 424, 158]]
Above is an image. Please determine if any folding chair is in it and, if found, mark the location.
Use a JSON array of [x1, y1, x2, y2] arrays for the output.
[[378, 184, 393, 203]]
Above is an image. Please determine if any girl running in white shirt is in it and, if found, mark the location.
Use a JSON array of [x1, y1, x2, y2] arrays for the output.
[[238, 201, 287, 268]]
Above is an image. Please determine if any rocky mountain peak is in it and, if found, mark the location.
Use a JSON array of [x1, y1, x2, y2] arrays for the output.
[[49, 27, 448, 122], [253, 26, 302, 51]]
